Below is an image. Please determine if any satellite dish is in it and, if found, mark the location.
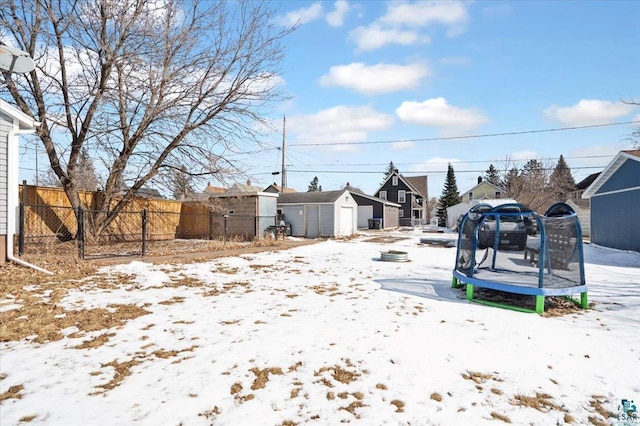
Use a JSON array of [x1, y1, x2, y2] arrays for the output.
[[0, 44, 36, 74]]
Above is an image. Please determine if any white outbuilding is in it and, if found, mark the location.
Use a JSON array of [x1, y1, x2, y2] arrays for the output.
[[277, 189, 357, 238]]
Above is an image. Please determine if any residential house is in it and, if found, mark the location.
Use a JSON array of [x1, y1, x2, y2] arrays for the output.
[[349, 191, 400, 230], [230, 180, 263, 193], [582, 150, 640, 252], [1, 100, 38, 264], [204, 182, 226, 194], [263, 182, 296, 194], [374, 171, 428, 226], [460, 177, 503, 202], [566, 172, 600, 238], [277, 190, 357, 238]]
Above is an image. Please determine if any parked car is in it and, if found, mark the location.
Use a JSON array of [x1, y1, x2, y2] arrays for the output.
[[477, 206, 527, 250]]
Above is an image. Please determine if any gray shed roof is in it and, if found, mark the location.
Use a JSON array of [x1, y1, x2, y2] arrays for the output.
[[277, 190, 348, 204]]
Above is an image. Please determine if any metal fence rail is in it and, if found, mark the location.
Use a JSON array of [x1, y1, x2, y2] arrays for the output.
[[18, 203, 277, 259]]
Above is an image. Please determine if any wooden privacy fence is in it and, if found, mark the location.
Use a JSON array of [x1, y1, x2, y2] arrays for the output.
[[17, 185, 277, 259]]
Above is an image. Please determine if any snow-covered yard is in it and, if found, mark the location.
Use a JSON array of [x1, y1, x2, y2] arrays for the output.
[[1, 229, 639, 425]]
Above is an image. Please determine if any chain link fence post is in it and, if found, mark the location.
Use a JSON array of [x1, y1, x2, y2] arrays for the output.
[[77, 206, 84, 259], [141, 209, 148, 257]]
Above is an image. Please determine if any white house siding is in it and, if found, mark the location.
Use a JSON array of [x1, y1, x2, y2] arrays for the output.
[[0, 111, 11, 236]]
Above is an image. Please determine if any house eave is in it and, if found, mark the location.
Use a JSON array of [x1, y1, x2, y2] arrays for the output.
[[582, 151, 640, 199]]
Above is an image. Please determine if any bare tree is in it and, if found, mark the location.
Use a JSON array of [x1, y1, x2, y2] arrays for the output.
[[1, 0, 293, 236]]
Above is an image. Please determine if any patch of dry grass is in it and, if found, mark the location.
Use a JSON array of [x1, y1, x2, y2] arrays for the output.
[[250, 367, 283, 390], [390, 399, 405, 413], [589, 396, 616, 420], [511, 392, 563, 412], [490, 412, 511, 423], [430, 392, 442, 402], [0, 384, 24, 401]]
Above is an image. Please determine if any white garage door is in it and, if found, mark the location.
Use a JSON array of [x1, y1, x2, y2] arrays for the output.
[[339, 206, 354, 236], [357, 206, 373, 229]]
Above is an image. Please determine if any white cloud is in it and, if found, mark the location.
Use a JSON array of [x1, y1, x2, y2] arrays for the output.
[[391, 140, 417, 150], [380, 1, 469, 32], [349, 24, 426, 51], [274, 3, 323, 26], [326, 0, 350, 27], [396, 97, 489, 135], [543, 99, 637, 126], [319, 62, 430, 95], [287, 105, 394, 152], [349, 0, 469, 50]]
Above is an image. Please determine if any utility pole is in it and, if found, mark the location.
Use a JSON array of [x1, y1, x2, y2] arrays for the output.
[[281, 115, 286, 190]]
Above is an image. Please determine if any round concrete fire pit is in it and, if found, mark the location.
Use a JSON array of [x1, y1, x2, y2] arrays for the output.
[[380, 250, 409, 262]]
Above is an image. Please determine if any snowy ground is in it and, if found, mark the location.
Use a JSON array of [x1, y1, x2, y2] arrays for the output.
[[1, 228, 639, 425]]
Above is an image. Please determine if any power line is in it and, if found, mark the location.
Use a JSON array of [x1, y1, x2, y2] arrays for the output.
[[288, 120, 640, 147], [280, 154, 616, 168], [284, 165, 606, 175]]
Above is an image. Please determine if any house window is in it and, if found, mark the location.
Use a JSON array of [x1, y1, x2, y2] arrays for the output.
[[398, 190, 406, 203], [398, 209, 404, 217], [379, 190, 387, 200], [468, 192, 473, 201], [392, 176, 398, 186], [495, 191, 501, 198]]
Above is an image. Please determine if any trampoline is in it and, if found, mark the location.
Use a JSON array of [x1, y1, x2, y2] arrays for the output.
[[452, 203, 588, 314]]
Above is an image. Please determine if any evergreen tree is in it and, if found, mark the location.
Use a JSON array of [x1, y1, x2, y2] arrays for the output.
[[483, 164, 501, 186], [549, 155, 576, 202], [170, 166, 196, 201], [74, 148, 102, 191], [502, 167, 522, 196], [308, 176, 322, 192], [382, 161, 398, 184], [436, 164, 461, 227]]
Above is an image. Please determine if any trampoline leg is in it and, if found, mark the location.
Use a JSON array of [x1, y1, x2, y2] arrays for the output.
[[452, 276, 460, 288], [580, 292, 588, 309], [535, 296, 545, 314], [466, 284, 474, 301]]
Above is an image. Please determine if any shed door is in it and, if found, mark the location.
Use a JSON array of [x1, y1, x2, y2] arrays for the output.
[[305, 205, 319, 238], [357, 206, 373, 229], [340, 206, 354, 236]]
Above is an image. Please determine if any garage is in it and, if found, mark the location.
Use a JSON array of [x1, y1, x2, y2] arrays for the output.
[[277, 189, 358, 238]]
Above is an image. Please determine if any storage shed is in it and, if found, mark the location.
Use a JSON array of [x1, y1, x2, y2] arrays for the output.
[[277, 190, 357, 238], [349, 191, 400, 229], [582, 150, 640, 252], [205, 191, 279, 240], [1, 100, 38, 264]]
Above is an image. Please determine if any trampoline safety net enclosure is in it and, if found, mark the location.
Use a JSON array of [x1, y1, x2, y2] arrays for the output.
[[452, 202, 587, 314]]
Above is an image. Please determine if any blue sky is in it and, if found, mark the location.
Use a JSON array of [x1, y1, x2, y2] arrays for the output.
[[15, 0, 640, 200], [248, 0, 640, 198]]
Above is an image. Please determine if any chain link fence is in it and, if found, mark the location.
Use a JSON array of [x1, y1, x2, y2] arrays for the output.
[[18, 203, 278, 260]]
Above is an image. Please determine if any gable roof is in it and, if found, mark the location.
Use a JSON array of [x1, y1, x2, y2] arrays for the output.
[[582, 150, 640, 198], [204, 184, 226, 194], [0, 99, 39, 129], [349, 191, 401, 207], [375, 171, 426, 197], [405, 175, 428, 199], [460, 180, 503, 198], [277, 189, 349, 204], [575, 172, 601, 191], [264, 183, 296, 193]]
